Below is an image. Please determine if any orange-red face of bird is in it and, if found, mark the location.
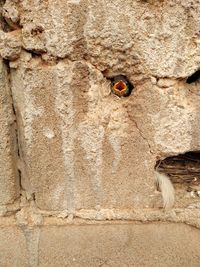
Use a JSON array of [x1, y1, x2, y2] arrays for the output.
[[111, 75, 132, 97]]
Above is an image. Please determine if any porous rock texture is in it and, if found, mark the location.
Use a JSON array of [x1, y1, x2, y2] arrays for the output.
[[0, 0, 200, 266]]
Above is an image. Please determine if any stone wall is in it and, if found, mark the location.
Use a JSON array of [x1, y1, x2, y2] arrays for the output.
[[0, 0, 200, 266]]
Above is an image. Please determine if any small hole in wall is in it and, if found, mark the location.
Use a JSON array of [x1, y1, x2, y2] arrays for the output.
[[31, 26, 44, 36], [156, 151, 200, 187], [109, 75, 134, 97], [186, 70, 200, 84]]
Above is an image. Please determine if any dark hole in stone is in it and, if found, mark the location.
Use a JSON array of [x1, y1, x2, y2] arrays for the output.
[[186, 70, 200, 84], [156, 151, 200, 186], [109, 75, 133, 97], [31, 26, 44, 36]]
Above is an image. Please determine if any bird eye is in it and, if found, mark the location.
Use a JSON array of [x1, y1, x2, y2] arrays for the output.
[[110, 75, 133, 97]]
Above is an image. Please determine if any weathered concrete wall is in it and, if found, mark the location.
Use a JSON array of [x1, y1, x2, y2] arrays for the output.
[[0, 0, 200, 266]]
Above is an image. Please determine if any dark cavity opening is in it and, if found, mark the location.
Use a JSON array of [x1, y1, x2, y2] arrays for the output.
[[115, 81, 126, 91], [156, 151, 200, 185], [109, 75, 134, 97], [186, 70, 200, 84]]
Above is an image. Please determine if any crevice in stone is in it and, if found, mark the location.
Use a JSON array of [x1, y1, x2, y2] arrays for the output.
[[3, 59, 23, 199], [0, 11, 14, 32], [186, 70, 200, 84], [1, 0, 21, 31], [0, 0, 11, 32], [32, 193, 36, 202], [156, 151, 200, 191], [131, 117, 153, 155]]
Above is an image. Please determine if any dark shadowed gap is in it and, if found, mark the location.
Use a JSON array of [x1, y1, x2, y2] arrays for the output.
[[186, 70, 200, 84], [155, 151, 200, 185]]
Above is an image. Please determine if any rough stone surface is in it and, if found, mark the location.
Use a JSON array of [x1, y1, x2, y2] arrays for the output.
[[0, 29, 22, 60], [0, 0, 200, 265], [10, 52, 200, 211], [0, 0, 199, 212], [2, 0, 19, 30], [0, 59, 19, 205], [11, 54, 156, 211], [15, 0, 200, 78]]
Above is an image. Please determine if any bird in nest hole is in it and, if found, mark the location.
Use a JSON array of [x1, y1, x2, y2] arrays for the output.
[[111, 75, 133, 97]]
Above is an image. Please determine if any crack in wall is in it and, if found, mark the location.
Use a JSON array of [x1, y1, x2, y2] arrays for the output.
[[3, 59, 22, 194], [3, 59, 26, 212], [131, 116, 153, 155]]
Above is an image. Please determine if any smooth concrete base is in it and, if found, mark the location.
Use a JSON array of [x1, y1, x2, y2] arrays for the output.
[[1, 222, 200, 267]]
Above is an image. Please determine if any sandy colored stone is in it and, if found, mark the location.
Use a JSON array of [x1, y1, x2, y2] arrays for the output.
[[3, 0, 199, 78], [1, 222, 200, 267], [2, 0, 19, 29], [10, 49, 200, 211], [0, 0, 200, 264], [39, 222, 200, 267], [128, 80, 200, 157], [0, 29, 22, 60], [0, 226, 28, 267], [0, 59, 19, 205], [11, 53, 158, 211]]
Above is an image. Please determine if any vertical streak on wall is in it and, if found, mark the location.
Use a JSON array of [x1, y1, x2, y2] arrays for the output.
[[24, 72, 44, 150], [22, 227, 40, 267], [109, 134, 122, 173], [79, 123, 104, 207], [78, 73, 104, 207], [55, 62, 76, 213]]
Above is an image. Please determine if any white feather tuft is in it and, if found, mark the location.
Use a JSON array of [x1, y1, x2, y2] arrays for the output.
[[155, 171, 175, 210]]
